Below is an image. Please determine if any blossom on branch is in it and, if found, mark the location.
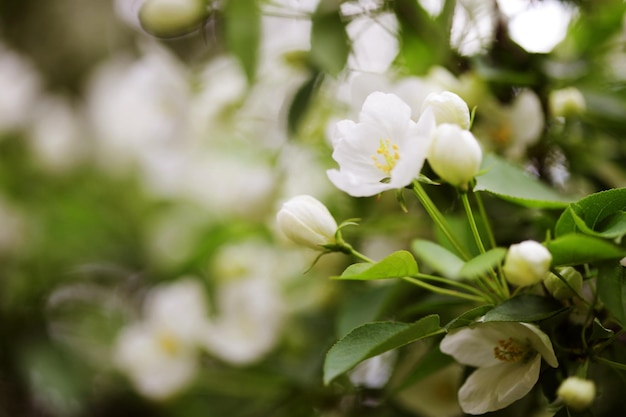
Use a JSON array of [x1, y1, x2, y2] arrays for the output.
[[440, 321, 558, 414], [327, 92, 436, 197]]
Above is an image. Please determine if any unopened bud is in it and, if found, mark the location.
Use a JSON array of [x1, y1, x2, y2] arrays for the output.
[[544, 266, 583, 300], [503, 240, 552, 287], [557, 376, 596, 411], [428, 123, 482, 189], [549, 87, 586, 118], [139, 0, 208, 38], [421, 91, 471, 129], [276, 195, 338, 250]]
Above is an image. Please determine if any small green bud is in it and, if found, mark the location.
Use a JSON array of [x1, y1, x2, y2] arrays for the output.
[[544, 267, 583, 300], [139, 0, 208, 38]]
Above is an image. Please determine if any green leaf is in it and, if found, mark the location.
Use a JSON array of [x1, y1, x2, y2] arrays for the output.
[[287, 71, 321, 137], [547, 234, 626, 266], [411, 239, 463, 279], [445, 305, 494, 330], [555, 188, 626, 239], [337, 285, 396, 337], [459, 248, 507, 279], [333, 250, 418, 281], [482, 295, 566, 322], [597, 261, 626, 328], [475, 154, 575, 209], [310, 0, 349, 76], [224, 0, 260, 84], [323, 315, 442, 385]]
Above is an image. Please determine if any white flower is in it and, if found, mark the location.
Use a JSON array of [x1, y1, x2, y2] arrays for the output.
[[428, 123, 482, 189], [549, 87, 586, 118], [114, 279, 208, 399], [139, 0, 207, 37], [440, 321, 558, 414], [557, 376, 596, 411], [327, 92, 436, 197], [349, 351, 396, 389], [503, 240, 553, 287], [276, 195, 338, 250], [422, 91, 471, 129]]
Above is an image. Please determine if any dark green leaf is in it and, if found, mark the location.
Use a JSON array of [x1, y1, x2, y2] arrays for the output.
[[475, 154, 575, 208], [224, 0, 260, 84], [459, 248, 507, 279], [287, 71, 321, 137], [310, 0, 349, 76], [337, 285, 396, 337], [333, 250, 418, 281], [445, 304, 494, 330], [482, 295, 566, 322], [547, 234, 626, 266], [323, 315, 441, 385], [597, 261, 626, 328], [411, 239, 463, 279]]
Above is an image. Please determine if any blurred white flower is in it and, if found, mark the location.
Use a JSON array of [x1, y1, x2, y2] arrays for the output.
[[0, 43, 41, 132], [428, 123, 482, 189], [557, 376, 596, 411], [451, 0, 497, 56], [440, 321, 558, 414], [503, 240, 553, 287], [327, 92, 436, 197], [548, 87, 586, 118], [349, 351, 397, 389], [422, 91, 471, 129], [276, 195, 338, 250], [203, 277, 284, 365], [114, 279, 208, 399]]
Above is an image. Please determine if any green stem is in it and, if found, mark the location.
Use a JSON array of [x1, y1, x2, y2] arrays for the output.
[[402, 276, 485, 303], [595, 356, 626, 372], [412, 181, 470, 260], [414, 273, 492, 300], [461, 192, 486, 254]]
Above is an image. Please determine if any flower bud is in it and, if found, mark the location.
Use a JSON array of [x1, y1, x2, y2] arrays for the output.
[[548, 87, 586, 118], [276, 195, 338, 250], [544, 266, 583, 300], [421, 91, 471, 129], [503, 240, 552, 287], [428, 123, 482, 189], [139, 0, 208, 38], [557, 377, 596, 411]]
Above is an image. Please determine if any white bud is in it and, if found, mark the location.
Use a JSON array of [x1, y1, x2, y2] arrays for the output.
[[276, 195, 338, 250], [139, 0, 207, 38], [544, 266, 583, 300], [549, 87, 586, 118], [421, 91, 471, 129], [503, 240, 552, 287], [428, 123, 482, 189], [557, 377, 596, 411]]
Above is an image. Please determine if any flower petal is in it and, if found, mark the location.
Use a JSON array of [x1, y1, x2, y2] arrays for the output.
[[518, 322, 559, 368], [327, 168, 391, 197], [440, 322, 513, 368], [359, 92, 412, 142], [458, 355, 541, 414]]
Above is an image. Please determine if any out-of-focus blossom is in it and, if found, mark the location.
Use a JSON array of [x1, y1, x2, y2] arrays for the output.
[[276, 195, 338, 250], [114, 279, 208, 399], [139, 0, 208, 37], [327, 92, 436, 197], [475, 90, 544, 160], [0, 43, 41, 133], [349, 351, 397, 389], [503, 240, 553, 288], [557, 376, 596, 411], [451, 0, 497, 56], [422, 91, 471, 129], [440, 321, 558, 414], [428, 123, 482, 189], [549, 87, 586, 118]]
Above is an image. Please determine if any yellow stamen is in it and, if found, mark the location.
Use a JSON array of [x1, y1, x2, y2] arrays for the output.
[[159, 332, 179, 356], [492, 122, 512, 145], [493, 338, 533, 363], [371, 138, 400, 174]]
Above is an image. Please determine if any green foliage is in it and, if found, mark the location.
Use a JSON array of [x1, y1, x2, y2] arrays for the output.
[[597, 262, 626, 328], [224, 0, 260, 84], [310, 0, 349, 76], [287, 71, 322, 137], [411, 239, 464, 279], [323, 315, 441, 385], [555, 188, 626, 238], [482, 295, 566, 323], [547, 234, 625, 266], [458, 248, 506, 280], [475, 154, 575, 208], [333, 250, 418, 281]]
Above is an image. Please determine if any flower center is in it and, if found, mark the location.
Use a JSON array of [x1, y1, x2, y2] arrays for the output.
[[493, 338, 534, 363], [159, 332, 179, 356], [371, 138, 400, 175], [491, 122, 512, 145]]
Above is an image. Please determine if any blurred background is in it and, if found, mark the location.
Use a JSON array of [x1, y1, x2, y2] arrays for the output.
[[0, 0, 625, 416]]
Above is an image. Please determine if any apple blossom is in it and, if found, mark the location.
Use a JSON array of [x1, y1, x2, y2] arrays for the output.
[[557, 376, 596, 411], [503, 240, 552, 287], [327, 91, 436, 197], [440, 321, 558, 414], [276, 195, 338, 250], [549, 87, 586, 118], [421, 91, 471, 129], [428, 123, 482, 189]]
